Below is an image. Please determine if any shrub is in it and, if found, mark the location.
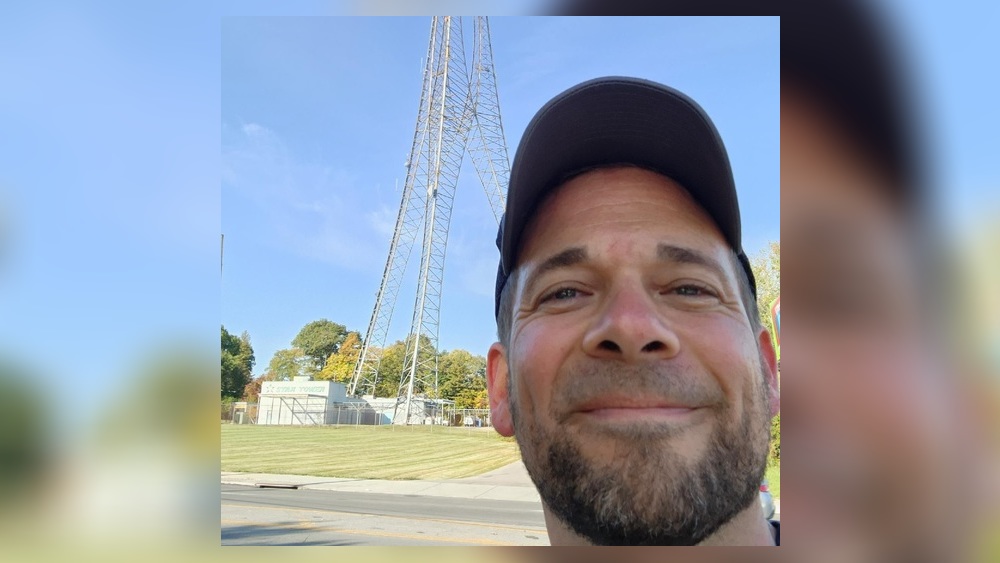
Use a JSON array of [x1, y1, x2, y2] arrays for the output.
[[768, 413, 780, 466]]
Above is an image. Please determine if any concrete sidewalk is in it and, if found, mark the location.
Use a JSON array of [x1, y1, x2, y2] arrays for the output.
[[221, 460, 542, 503]]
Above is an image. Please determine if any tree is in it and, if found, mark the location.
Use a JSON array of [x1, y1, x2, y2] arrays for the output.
[[374, 340, 406, 398], [242, 375, 264, 403], [221, 326, 254, 399], [438, 349, 487, 406], [265, 347, 306, 381], [749, 241, 780, 468], [769, 413, 781, 466], [454, 386, 489, 409], [292, 319, 348, 374], [372, 333, 437, 398], [318, 331, 362, 384], [242, 369, 279, 403], [749, 241, 780, 338]]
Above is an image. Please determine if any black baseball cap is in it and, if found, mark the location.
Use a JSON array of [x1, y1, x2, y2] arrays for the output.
[[494, 76, 756, 318]]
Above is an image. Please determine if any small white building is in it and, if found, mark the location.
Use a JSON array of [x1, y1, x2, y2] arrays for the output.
[[256, 377, 454, 426], [257, 378, 356, 425]]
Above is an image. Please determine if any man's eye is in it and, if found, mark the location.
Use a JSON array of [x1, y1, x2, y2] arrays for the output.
[[672, 284, 716, 297], [543, 287, 580, 302]]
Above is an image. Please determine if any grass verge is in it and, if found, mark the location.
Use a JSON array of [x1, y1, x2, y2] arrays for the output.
[[221, 424, 521, 480]]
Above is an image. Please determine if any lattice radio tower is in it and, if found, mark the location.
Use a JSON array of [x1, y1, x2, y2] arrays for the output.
[[348, 16, 509, 424]]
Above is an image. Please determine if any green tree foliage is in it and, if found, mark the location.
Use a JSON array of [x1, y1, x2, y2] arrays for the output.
[[265, 347, 306, 382], [769, 413, 781, 466], [318, 331, 362, 384], [221, 326, 255, 399], [438, 349, 487, 408], [374, 341, 405, 398], [372, 334, 437, 398], [749, 242, 780, 468], [292, 319, 348, 374], [749, 241, 780, 339], [454, 387, 490, 409]]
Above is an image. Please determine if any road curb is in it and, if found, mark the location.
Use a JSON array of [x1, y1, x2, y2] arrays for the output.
[[222, 472, 542, 504]]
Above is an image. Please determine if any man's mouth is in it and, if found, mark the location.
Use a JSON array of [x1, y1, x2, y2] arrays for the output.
[[573, 398, 706, 422]]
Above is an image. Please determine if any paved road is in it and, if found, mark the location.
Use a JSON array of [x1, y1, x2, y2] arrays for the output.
[[220, 460, 777, 545], [221, 484, 548, 546]]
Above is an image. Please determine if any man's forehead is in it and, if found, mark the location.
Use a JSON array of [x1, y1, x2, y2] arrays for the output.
[[519, 241, 735, 282], [545, 164, 695, 204], [517, 166, 729, 264]]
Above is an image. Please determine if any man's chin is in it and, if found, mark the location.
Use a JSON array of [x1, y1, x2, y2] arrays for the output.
[[518, 421, 764, 546], [537, 439, 704, 545]]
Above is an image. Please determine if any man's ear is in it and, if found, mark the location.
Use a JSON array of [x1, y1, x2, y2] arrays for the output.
[[487, 342, 514, 437], [758, 328, 780, 418]]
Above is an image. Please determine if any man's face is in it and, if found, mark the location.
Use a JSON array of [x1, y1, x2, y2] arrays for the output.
[[487, 167, 779, 545]]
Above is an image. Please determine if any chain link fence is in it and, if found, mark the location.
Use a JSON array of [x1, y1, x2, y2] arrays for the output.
[[222, 401, 493, 428]]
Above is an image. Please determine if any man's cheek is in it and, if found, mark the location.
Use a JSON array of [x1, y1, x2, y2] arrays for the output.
[[512, 322, 573, 414], [678, 320, 758, 391]]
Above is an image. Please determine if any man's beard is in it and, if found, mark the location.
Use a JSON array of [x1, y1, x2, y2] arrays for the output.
[[510, 358, 772, 546]]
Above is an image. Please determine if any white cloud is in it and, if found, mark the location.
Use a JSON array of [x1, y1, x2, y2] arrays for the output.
[[222, 121, 387, 272], [241, 122, 269, 138]]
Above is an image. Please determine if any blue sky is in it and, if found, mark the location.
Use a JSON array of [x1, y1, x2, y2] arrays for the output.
[[221, 16, 781, 375]]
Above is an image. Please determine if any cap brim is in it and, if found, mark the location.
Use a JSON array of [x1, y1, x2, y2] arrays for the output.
[[501, 77, 742, 275]]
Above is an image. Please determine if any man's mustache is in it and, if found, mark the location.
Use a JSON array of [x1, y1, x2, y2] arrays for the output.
[[547, 361, 726, 421]]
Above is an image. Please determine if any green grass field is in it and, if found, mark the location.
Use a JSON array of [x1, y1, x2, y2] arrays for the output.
[[221, 424, 522, 480], [222, 424, 780, 500]]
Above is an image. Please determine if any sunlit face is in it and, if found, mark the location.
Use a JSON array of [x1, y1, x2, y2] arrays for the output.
[[487, 167, 779, 545]]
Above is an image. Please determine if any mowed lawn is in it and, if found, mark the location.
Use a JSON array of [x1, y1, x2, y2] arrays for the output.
[[221, 424, 522, 480]]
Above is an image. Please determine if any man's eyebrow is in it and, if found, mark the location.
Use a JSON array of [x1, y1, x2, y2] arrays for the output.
[[657, 244, 727, 279], [522, 247, 588, 295]]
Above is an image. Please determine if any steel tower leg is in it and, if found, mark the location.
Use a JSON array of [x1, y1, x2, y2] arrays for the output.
[[349, 18, 440, 398], [352, 17, 509, 425], [467, 16, 510, 222]]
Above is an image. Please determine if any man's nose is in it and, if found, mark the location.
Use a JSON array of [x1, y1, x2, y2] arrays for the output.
[[581, 283, 680, 362]]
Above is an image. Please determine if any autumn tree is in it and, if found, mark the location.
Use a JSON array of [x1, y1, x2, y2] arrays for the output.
[[242, 375, 264, 403], [749, 241, 780, 338], [438, 349, 487, 408], [372, 334, 437, 398], [292, 319, 348, 375], [221, 326, 255, 399], [318, 331, 362, 384]]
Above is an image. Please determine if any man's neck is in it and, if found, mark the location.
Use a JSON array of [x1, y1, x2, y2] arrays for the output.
[[543, 503, 776, 546]]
